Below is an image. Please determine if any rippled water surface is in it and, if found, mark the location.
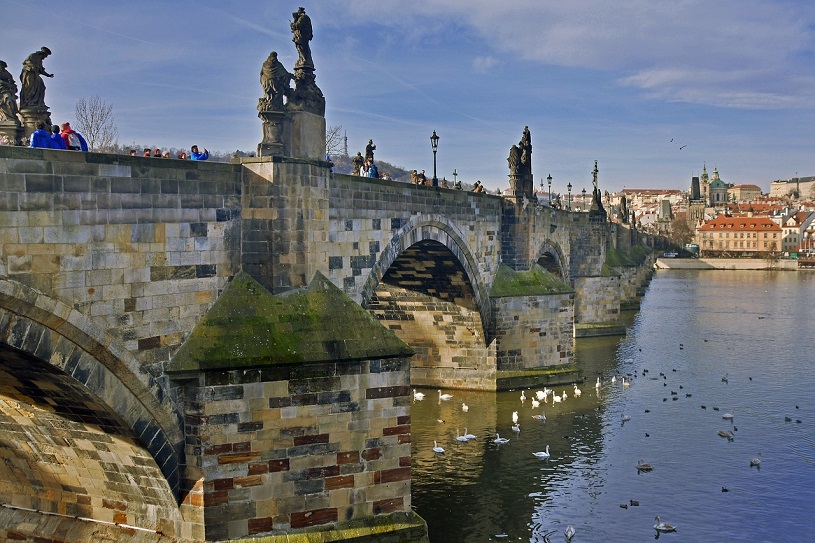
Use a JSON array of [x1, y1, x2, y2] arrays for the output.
[[411, 270, 815, 542]]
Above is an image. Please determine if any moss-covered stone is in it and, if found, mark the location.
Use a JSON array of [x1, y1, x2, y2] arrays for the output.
[[166, 271, 413, 373], [605, 243, 654, 268], [489, 263, 573, 298]]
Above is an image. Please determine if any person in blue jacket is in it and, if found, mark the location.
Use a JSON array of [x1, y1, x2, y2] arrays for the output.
[[29, 121, 52, 148], [50, 125, 66, 149], [190, 145, 209, 160]]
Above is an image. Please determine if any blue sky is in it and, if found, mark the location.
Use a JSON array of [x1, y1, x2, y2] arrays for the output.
[[3, 1, 815, 193]]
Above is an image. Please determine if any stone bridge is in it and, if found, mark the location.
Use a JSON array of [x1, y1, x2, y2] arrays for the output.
[[0, 139, 653, 542]]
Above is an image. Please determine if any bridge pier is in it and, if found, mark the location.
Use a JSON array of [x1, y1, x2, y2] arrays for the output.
[[167, 272, 428, 542]]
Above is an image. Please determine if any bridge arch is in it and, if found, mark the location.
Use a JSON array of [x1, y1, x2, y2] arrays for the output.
[[535, 239, 569, 281], [0, 279, 184, 498], [360, 214, 491, 334]]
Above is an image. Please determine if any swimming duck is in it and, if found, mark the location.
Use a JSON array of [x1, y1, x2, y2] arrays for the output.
[[750, 452, 761, 467], [564, 524, 575, 541], [636, 459, 653, 471]]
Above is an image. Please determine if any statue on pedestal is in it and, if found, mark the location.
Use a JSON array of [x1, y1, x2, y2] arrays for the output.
[[20, 47, 52, 110], [290, 7, 314, 69], [259, 51, 292, 112], [0, 60, 23, 145], [287, 7, 324, 116]]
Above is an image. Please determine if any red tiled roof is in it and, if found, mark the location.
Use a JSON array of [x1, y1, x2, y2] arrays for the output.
[[697, 215, 780, 231]]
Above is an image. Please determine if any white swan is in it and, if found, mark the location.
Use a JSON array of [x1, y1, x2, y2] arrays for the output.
[[595, 376, 601, 388], [536, 390, 546, 401], [552, 393, 562, 404], [654, 516, 676, 533], [533, 445, 551, 459], [462, 402, 469, 412], [531, 399, 540, 409], [611, 375, 617, 384], [511, 423, 521, 433], [722, 409, 734, 420], [562, 390, 568, 400], [750, 452, 761, 467], [520, 390, 526, 403], [494, 433, 509, 444], [463, 428, 476, 440], [621, 414, 631, 422], [622, 376, 630, 388], [564, 524, 575, 541], [512, 411, 519, 424], [456, 429, 468, 442], [438, 390, 453, 401], [573, 384, 582, 397], [413, 389, 425, 401], [433, 441, 445, 454], [532, 413, 546, 421]]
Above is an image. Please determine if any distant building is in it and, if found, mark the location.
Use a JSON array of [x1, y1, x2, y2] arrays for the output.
[[696, 214, 782, 256], [708, 166, 729, 206], [780, 210, 815, 253], [728, 184, 762, 203]]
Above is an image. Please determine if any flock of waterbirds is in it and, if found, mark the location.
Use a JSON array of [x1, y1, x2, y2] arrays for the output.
[[414, 343, 804, 539]]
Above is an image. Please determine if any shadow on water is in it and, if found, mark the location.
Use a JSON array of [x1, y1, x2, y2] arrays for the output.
[[412, 270, 815, 543]]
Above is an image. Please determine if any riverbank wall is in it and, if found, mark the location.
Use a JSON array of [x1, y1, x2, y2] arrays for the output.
[[654, 258, 798, 271]]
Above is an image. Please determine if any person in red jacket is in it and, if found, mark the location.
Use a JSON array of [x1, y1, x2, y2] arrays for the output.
[[60, 122, 88, 151]]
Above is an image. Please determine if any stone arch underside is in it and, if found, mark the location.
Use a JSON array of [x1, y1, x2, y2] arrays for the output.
[[364, 238, 495, 388], [535, 239, 568, 281], [0, 343, 183, 540]]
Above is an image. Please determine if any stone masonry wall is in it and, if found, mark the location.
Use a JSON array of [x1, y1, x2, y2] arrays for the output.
[[0, 146, 242, 384], [180, 358, 412, 541], [492, 292, 574, 371], [572, 276, 621, 326], [326, 175, 503, 309]]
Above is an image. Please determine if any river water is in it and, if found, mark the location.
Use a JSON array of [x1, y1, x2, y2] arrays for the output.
[[411, 269, 815, 542]]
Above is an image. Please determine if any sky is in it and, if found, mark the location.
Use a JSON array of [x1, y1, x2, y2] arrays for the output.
[[3, 0, 815, 193]]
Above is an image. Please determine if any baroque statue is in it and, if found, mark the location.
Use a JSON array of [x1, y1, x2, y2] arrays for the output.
[[259, 51, 292, 111], [365, 139, 376, 161], [0, 60, 21, 124], [20, 47, 53, 110], [291, 7, 314, 69]]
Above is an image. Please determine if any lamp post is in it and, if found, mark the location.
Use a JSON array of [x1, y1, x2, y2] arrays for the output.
[[582, 187, 586, 211], [547, 173, 552, 206], [430, 130, 439, 187], [567, 182, 572, 210], [453, 168, 457, 185]]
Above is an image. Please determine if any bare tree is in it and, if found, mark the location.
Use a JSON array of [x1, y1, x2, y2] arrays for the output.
[[326, 124, 344, 157], [75, 96, 118, 151]]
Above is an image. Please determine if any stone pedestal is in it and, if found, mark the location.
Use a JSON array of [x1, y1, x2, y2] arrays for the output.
[[19, 106, 51, 140], [257, 110, 286, 157], [287, 110, 325, 160], [0, 120, 23, 146]]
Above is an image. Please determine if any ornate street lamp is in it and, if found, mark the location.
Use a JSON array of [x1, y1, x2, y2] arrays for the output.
[[430, 130, 440, 187], [582, 187, 586, 210], [567, 182, 572, 210], [547, 173, 552, 206]]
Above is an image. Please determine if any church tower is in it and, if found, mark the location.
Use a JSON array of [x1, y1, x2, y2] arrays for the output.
[[700, 163, 710, 205]]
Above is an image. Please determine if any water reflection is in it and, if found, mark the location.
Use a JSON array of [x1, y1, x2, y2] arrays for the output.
[[412, 270, 815, 542]]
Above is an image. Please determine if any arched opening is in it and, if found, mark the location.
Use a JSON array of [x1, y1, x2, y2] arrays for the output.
[[0, 343, 182, 538], [365, 240, 494, 386]]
